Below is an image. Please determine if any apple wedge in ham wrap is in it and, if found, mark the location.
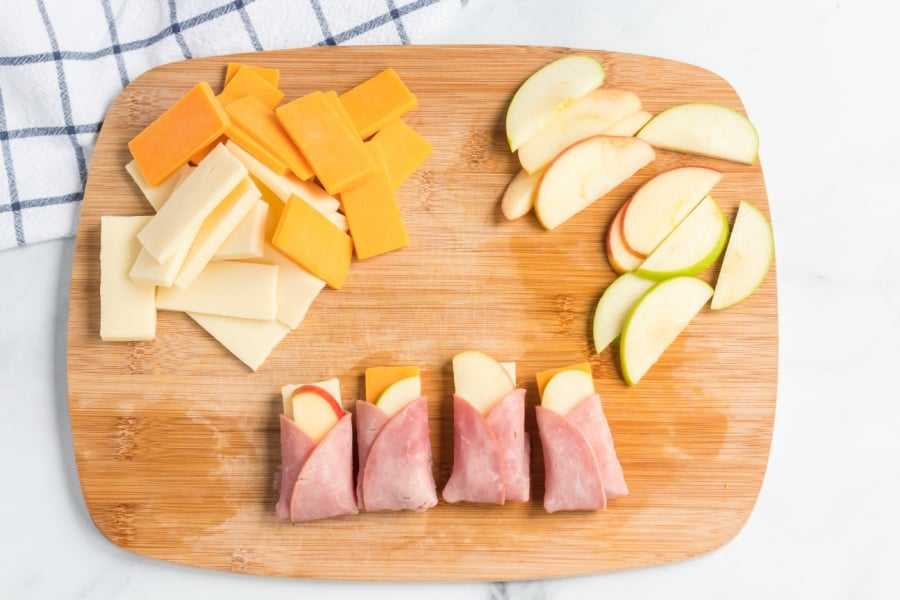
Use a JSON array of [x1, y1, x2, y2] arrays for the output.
[[536, 393, 627, 513], [355, 397, 438, 512], [442, 388, 531, 504], [275, 412, 358, 522]]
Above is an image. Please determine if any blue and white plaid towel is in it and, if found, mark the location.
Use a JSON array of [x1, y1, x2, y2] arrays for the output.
[[0, 0, 466, 251]]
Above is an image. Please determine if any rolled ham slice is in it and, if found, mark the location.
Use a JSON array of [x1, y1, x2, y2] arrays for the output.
[[536, 393, 627, 513], [275, 412, 358, 522], [442, 388, 530, 504], [355, 397, 438, 512]]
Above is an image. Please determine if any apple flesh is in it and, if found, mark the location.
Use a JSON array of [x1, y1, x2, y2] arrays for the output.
[[535, 135, 655, 231], [711, 201, 774, 310], [375, 375, 422, 417], [637, 102, 759, 164], [501, 169, 541, 221], [620, 276, 713, 386], [291, 384, 344, 442], [592, 272, 656, 353], [635, 195, 729, 280], [606, 199, 644, 274], [603, 110, 653, 137], [281, 378, 341, 420], [541, 368, 596, 416], [506, 54, 606, 151], [621, 166, 723, 257], [517, 88, 642, 174], [452, 350, 515, 415]]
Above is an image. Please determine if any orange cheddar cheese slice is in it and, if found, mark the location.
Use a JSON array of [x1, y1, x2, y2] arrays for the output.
[[225, 95, 315, 181], [224, 63, 280, 88], [220, 65, 285, 109], [324, 91, 361, 138], [225, 124, 288, 175], [188, 134, 227, 165], [247, 172, 284, 240], [372, 119, 432, 191], [535, 362, 593, 398], [339, 170, 408, 260], [272, 194, 352, 289], [128, 82, 229, 185], [365, 137, 392, 188], [364, 366, 421, 404], [275, 91, 374, 194], [339, 68, 417, 139]]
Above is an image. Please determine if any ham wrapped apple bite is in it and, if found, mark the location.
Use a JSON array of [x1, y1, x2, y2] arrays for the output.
[[442, 351, 530, 505], [275, 378, 358, 522], [534, 363, 628, 513], [355, 366, 438, 512]]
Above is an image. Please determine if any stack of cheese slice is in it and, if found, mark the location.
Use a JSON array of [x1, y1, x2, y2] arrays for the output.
[[99, 63, 433, 371]]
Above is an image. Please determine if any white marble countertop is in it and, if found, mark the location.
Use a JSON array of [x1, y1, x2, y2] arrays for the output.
[[2, 0, 899, 597]]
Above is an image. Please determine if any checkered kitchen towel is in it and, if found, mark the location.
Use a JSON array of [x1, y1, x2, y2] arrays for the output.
[[0, 0, 467, 251]]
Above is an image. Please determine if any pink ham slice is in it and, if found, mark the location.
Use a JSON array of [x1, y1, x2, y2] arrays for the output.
[[442, 390, 530, 504], [275, 412, 358, 522], [356, 397, 437, 512], [536, 406, 606, 513], [568, 393, 628, 500]]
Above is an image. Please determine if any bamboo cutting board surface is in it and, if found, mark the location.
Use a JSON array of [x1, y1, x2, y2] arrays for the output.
[[67, 45, 777, 581]]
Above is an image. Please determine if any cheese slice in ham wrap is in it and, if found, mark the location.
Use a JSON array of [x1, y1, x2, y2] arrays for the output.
[[275, 412, 358, 522], [442, 388, 530, 504], [355, 397, 438, 512], [536, 393, 627, 512]]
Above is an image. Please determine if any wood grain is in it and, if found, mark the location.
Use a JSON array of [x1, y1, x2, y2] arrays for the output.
[[67, 45, 777, 581]]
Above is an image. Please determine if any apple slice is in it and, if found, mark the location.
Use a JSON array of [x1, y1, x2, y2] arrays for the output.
[[291, 384, 344, 442], [506, 55, 606, 151], [637, 102, 759, 164], [592, 272, 656, 353], [603, 110, 653, 137], [634, 195, 729, 280], [606, 200, 644, 274], [535, 135, 655, 230], [501, 169, 541, 221], [452, 350, 515, 415], [541, 368, 596, 416], [620, 166, 723, 257], [620, 276, 713, 386], [281, 378, 341, 419], [375, 375, 422, 417], [711, 201, 774, 310], [517, 88, 642, 174]]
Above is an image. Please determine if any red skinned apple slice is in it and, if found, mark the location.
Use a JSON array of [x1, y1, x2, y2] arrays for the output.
[[603, 110, 653, 136], [620, 166, 723, 257], [606, 199, 644, 274], [535, 135, 655, 231], [501, 169, 541, 221], [636, 102, 759, 164], [291, 385, 343, 443], [517, 88, 642, 174]]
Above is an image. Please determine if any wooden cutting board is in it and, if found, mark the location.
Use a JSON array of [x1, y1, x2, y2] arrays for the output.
[[67, 45, 777, 581]]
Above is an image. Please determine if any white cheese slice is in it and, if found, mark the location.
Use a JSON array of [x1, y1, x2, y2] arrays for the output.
[[189, 313, 290, 372], [224, 140, 340, 214], [129, 234, 194, 288], [100, 215, 156, 341], [138, 144, 247, 263], [246, 244, 326, 330], [174, 178, 259, 289], [125, 160, 194, 211], [281, 378, 342, 419], [212, 199, 268, 261], [156, 261, 278, 320]]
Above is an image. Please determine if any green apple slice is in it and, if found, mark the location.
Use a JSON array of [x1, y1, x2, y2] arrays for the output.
[[452, 350, 515, 415], [635, 195, 729, 280], [541, 368, 596, 416], [637, 102, 759, 164], [621, 166, 723, 257], [535, 135, 655, 230], [592, 272, 657, 353], [506, 55, 606, 151], [501, 169, 541, 221], [620, 276, 713, 386], [711, 201, 774, 310], [517, 88, 641, 174], [375, 375, 422, 417]]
